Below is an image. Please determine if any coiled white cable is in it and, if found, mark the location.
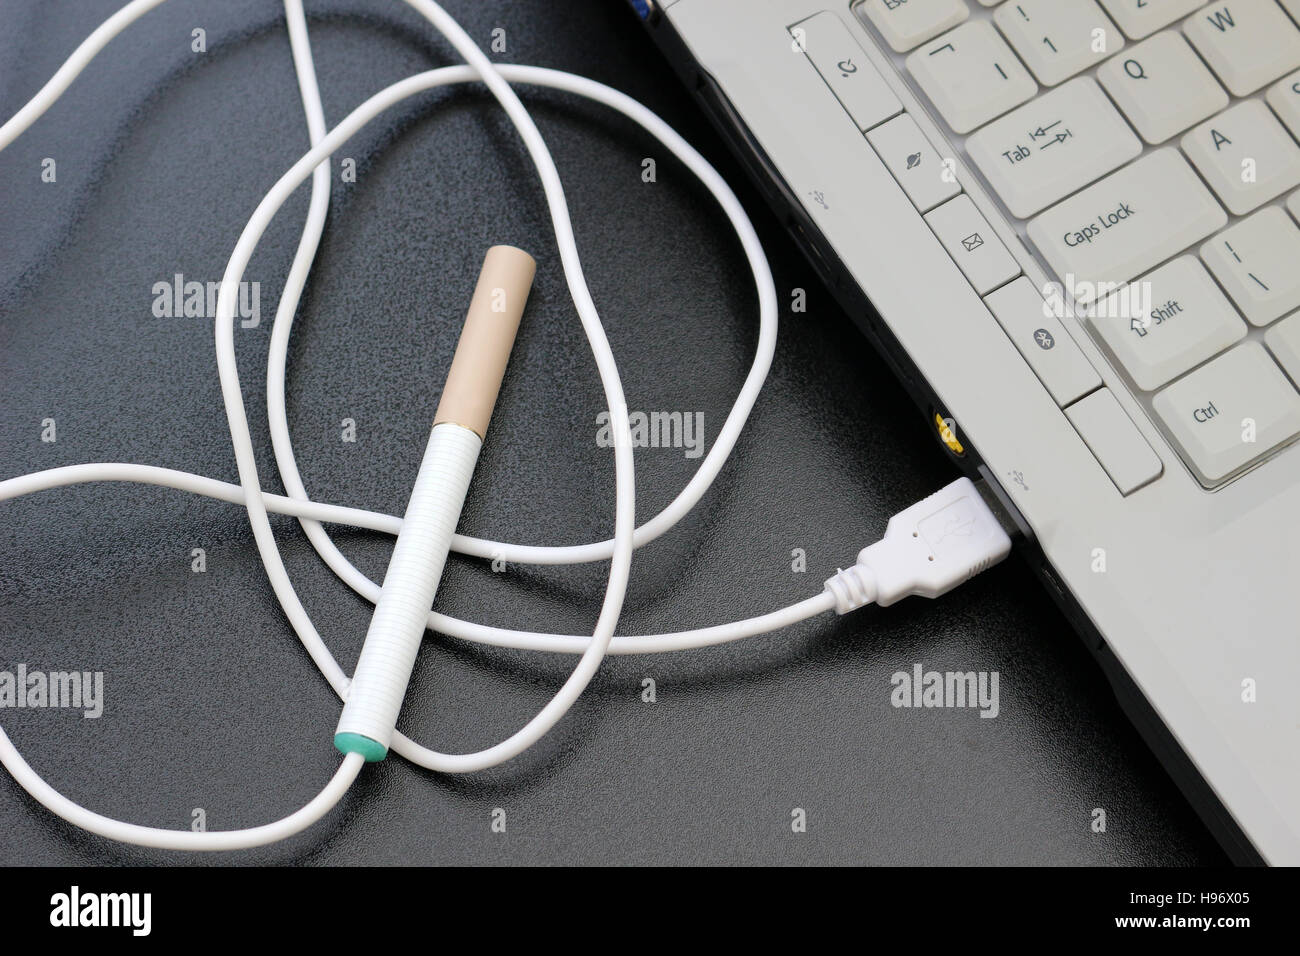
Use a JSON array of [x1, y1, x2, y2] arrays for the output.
[[0, 0, 791, 847], [0, 0, 1016, 852], [0, 0, 785, 638]]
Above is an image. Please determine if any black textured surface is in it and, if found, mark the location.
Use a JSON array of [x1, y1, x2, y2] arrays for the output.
[[0, 0, 1225, 865]]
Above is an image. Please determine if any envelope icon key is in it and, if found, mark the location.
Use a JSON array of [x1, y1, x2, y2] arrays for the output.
[[960, 233, 984, 252]]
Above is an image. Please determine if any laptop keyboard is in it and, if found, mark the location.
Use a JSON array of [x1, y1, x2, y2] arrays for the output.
[[820, 0, 1300, 488]]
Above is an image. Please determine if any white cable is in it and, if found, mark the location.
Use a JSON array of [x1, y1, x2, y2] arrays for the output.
[[0, 0, 168, 152], [257, 5, 776, 671], [0, 0, 1013, 852], [214, 59, 774, 772], [0, 463, 837, 653], [0, 727, 364, 851], [0, 0, 777, 567], [0, 0, 362, 852], [0, 6, 780, 654], [0, 0, 781, 796]]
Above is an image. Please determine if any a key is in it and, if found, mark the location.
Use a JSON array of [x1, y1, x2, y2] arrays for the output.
[[795, 12, 903, 132], [1181, 100, 1300, 215], [1026, 148, 1227, 305], [907, 21, 1038, 133], [966, 76, 1142, 218], [1097, 31, 1229, 144], [1066, 388, 1164, 493], [1265, 311, 1300, 386], [1153, 341, 1300, 483], [984, 277, 1102, 404], [994, 0, 1126, 86], [1183, 0, 1300, 96], [1091, 255, 1247, 390], [1200, 206, 1300, 326], [1099, 0, 1209, 39], [867, 114, 964, 212], [925, 195, 1022, 293], [857, 0, 971, 53], [1266, 69, 1300, 139]]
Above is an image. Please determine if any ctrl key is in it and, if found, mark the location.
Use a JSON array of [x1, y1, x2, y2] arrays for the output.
[[1152, 343, 1300, 485]]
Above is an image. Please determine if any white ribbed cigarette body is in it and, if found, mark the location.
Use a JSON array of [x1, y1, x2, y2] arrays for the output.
[[334, 245, 532, 761], [334, 421, 481, 757]]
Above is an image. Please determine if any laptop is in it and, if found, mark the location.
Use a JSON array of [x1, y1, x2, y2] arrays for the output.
[[630, 0, 1300, 865]]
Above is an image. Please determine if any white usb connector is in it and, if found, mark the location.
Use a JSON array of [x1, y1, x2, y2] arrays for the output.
[[823, 477, 1013, 613]]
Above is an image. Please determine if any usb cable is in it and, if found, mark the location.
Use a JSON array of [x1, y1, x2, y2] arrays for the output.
[[0, 0, 1015, 851]]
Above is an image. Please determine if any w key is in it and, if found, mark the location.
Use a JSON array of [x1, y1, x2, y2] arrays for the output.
[[1184, 0, 1300, 96]]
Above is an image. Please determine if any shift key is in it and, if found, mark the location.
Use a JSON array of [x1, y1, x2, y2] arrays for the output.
[[1027, 149, 1226, 306]]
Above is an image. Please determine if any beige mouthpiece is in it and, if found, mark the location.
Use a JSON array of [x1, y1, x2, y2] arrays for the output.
[[433, 245, 536, 438]]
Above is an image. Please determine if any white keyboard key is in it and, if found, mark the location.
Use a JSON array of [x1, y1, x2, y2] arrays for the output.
[[925, 194, 1022, 293], [1098, 0, 1208, 39], [795, 12, 903, 132], [1153, 341, 1300, 482], [985, 277, 1102, 404], [1097, 31, 1228, 143], [1181, 100, 1300, 215], [1027, 148, 1227, 304], [994, 0, 1126, 86], [1266, 68, 1300, 139], [1183, 0, 1300, 96], [1200, 206, 1300, 325], [966, 77, 1142, 217], [867, 114, 963, 212], [1065, 388, 1163, 493], [857, 0, 971, 53], [1091, 256, 1246, 389], [907, 21, 1038, 133], [1265, 311, 1300, 385]]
